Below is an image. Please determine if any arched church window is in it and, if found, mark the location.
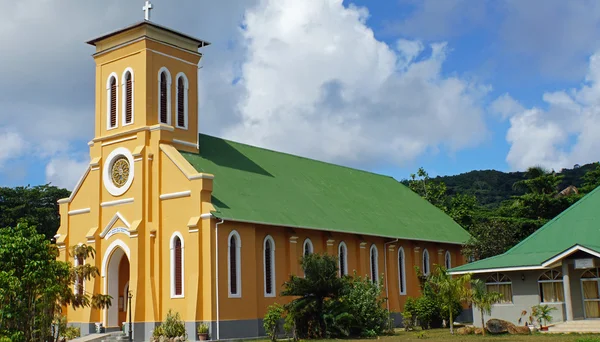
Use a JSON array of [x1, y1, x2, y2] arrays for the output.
[[228, 230, 241, 297], [398, 247, 406, 295], [176, 73, 188, 129], [158, 68, 171, 125], [170, 232, 184, 297], [303, 238, 313, 256], [107, 73, 118, 129], [422, 249, 430, 275], [122, 69, 134, 125], [264, 235, 275, 297], [370, 244, 379, 283], [445, 251, 452, 269], [338, 242, 348, 276]]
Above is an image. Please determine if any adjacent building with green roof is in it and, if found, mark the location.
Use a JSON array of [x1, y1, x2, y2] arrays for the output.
[[450, 186, 600, 329]]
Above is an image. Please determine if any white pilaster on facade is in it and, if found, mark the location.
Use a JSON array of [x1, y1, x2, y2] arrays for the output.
[[562, 262, 574, 321]]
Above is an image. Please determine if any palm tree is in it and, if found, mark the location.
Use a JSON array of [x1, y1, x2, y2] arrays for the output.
[[469, 279, 503, 336], [428, 265, 472, 334]]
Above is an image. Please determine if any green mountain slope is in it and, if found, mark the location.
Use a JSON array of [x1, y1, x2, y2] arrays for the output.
[[432, 163, 598, 208]]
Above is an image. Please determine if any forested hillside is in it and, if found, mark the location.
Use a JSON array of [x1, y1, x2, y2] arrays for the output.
[[432, 162, 598, 208]]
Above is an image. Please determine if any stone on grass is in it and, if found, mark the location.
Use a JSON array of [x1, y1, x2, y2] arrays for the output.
[[474, 328, 483, 335], [486, 318, 516, 334], [508, 325, 531, 335], [456, 326, 475, 335]]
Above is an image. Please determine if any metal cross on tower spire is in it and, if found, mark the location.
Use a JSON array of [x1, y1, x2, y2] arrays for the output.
[[143, 0, 153, 21]]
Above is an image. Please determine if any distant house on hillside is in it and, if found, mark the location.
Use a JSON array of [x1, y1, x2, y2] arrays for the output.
[[450, 186, 600, 332]]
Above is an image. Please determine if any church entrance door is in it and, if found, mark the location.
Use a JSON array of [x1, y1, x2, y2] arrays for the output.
[[104, 243, 131, 329]]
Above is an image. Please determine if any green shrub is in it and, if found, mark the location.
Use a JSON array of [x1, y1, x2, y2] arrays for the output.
[[340, 275, 389, 337], [414, 295, 441, 329], [153, 310, 186, 339], [62, 326, 80, 340], [0, 337, 11, 342], [264, 303, 284, 341]]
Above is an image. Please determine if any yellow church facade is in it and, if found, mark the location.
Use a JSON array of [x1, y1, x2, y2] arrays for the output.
[[55, 19, 471, 341]]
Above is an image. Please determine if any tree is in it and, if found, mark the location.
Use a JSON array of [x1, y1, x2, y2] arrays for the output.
[[408, 168, 448, 212], [469, 279, 503, 336], [580, 162, 600, 193], [282, 254, 346, 338], [0, 223, 110, 341], [448, 193, 478, 229], [0, 184, 70, 239], [427, 266, 471, 334]]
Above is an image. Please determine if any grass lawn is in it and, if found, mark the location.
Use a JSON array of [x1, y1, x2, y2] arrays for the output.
[[306, 329, 600, 342]]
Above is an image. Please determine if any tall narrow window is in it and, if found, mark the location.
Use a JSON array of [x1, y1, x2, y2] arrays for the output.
[[107, 74, 118, 129], [370, 244, 379, 283], [176, 73, 188, 129], [122, 69, 134, 125], [338, 242, 348, 276], [264, 236, 276, 297], [158, 68, 171, 125], [170, 233, 184, 297], [422, 249, 430, 275], [398, 247, 406, 295], [228, 231, 241, 297], [445, 251, 452, 270], [303, 239, 313, 256]]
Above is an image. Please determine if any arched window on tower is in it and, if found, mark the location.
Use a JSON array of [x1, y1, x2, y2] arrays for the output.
[[122, 69, 134, 125], [170, 233, 184, 297], [107, 73, 118, 129], [158, 68, 171, 125], [398, 247, 406, 295], [422, 249, 430, 275], [176, 73, 188, 129], [338, 242, 348, 276], [370, 244, 379, 283], [228, 231, 241, 297], [264, 236, 276, 297]]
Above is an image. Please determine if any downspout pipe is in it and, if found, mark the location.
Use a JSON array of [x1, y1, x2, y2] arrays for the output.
[[384, 239, 399, 313], [215, 219, 225, 340]]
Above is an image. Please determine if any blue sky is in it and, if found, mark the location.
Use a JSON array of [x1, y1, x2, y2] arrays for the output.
[[2, 0, 600, 189]]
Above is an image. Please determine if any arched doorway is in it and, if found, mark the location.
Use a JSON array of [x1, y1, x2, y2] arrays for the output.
[[103, 240, 131, 329]]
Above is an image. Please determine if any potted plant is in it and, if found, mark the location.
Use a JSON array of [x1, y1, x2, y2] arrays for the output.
[[197, 323, 209, 341], [531, 304, 556, 331]]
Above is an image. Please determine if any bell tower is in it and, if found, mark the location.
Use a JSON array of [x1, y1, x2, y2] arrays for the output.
[[86, 13, 210, 153]]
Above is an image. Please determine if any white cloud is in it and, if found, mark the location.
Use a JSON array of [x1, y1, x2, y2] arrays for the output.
[[223, 0, 489, 167], [45, 156, 89, 190], [501, 51, 600, 171], [0, 131, 26, 167]]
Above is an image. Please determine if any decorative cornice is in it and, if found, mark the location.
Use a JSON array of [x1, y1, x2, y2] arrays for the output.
[[200, 213, 212, 219], [101, 135, 137, 147], [160, 190, 191, 200], [173, 139, 198, 148], [68, 208, 91, 216], [360, 242, 368, 249], [101, 198, 134, 207], [289, 236, 299, 244]]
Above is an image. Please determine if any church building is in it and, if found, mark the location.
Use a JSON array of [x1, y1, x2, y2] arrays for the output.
[[55, 7, 470, 341]]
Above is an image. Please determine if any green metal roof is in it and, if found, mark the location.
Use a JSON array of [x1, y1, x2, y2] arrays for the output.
[[180, 134, 471, 244], [450, 186, 600, 273]]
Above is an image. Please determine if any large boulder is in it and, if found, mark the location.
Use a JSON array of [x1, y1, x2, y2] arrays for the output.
[[486, 318, 516, 335], [508, 325, 531, 335]]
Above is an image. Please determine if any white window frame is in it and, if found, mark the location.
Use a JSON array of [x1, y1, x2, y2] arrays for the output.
[[486, 272, 513, 304], [445, 251, 452, 270], [370, 244, 379, 283], [228, 230, 242, 298], [398, 247, 406, 295], [303, 238, 313, 256], [422, 248, 430, 276], [175, 72, 189, 130], [338, 241, 348, 276], [106, 72, 119, 130], [538, 269, 564, 304], [263, 235, 276, 297], [158, 67, 172, 125], [121, 67, 135, 126], [170, 231, 185, 298]]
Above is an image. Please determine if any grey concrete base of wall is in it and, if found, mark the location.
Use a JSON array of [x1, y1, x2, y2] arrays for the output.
[[71, 313, 411, 341]]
